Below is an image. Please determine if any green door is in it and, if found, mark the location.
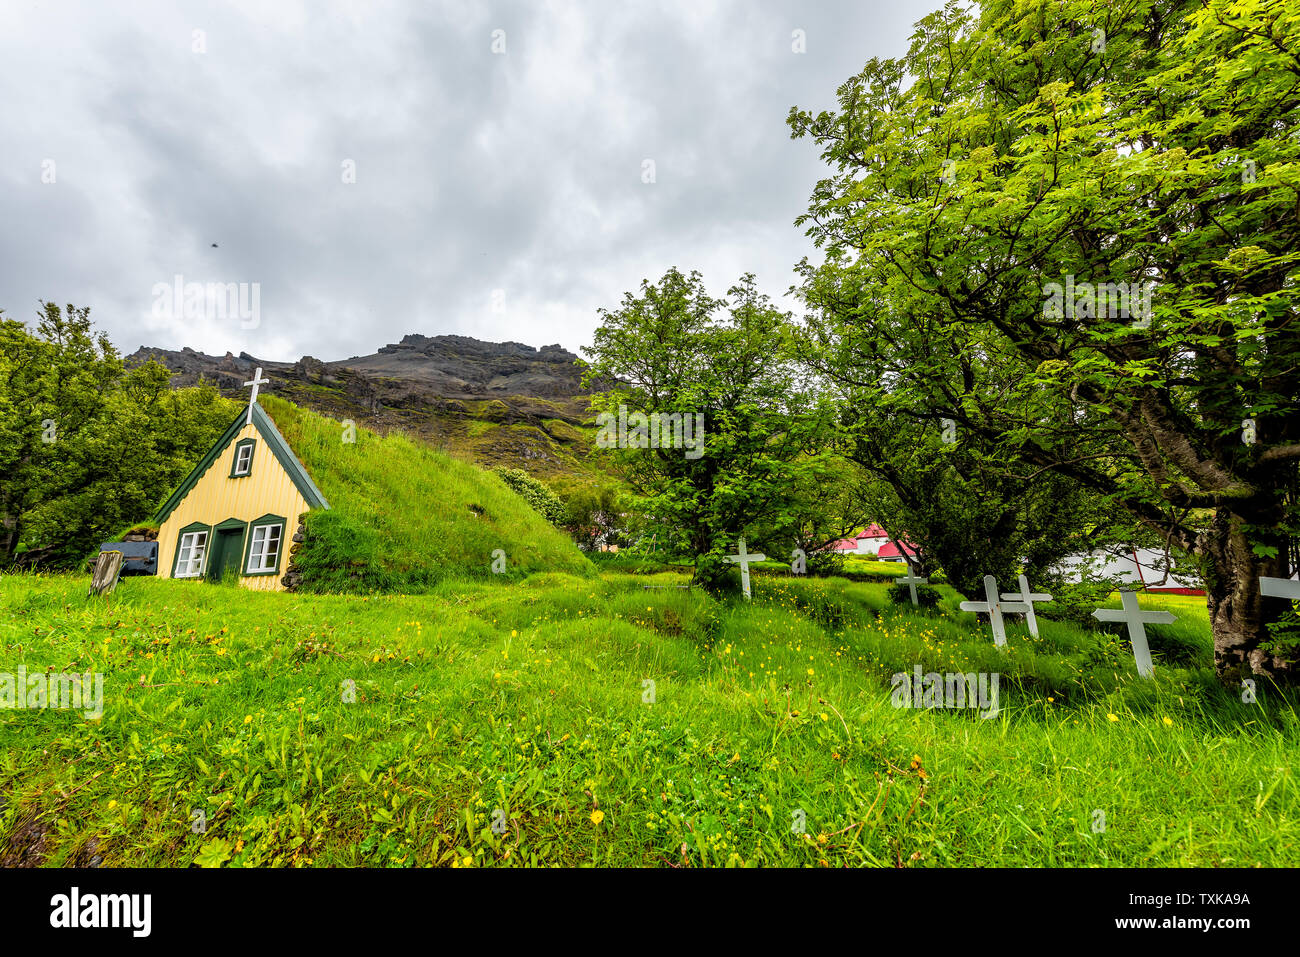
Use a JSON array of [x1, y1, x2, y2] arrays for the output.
[[206, 522, 247, 582]]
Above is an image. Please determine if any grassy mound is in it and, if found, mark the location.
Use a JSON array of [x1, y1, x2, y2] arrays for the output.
[[257, 396, 593, 592]]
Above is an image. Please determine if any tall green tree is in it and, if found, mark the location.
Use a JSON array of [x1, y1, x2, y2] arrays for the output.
[[581, 269, 836, 591], [557, 482, 626, 552], [790, 0, 1300, 681], [744, 454, 874, 576], [845, 410, 1119, 597], [0, 303, 237, 567]]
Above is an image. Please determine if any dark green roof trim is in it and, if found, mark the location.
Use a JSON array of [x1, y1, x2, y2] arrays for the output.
[[251, 403, 330, 512], [154, 412, 246, 524], [154, 404, 330, 525]]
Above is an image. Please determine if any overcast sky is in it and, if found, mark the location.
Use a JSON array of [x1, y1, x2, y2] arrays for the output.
[[1, 0, 937, 362]]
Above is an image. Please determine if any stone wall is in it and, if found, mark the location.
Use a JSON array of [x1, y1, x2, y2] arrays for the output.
[[281, 521, 308, 591]]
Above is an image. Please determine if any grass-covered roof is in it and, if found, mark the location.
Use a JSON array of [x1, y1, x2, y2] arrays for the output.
[[257, 396, 592, 592]]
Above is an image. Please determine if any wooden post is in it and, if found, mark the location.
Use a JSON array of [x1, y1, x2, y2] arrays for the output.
[[88, 550, 124, 597]]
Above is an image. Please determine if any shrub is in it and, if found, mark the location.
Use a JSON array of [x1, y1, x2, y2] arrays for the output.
[[559, 484, 625, 550], [1263, 606, 1300, 670], [804, 546, 845, 577], [1038, 577, 1122, 629], [888, 582, 941, 609], [494, 468, 566, 526]]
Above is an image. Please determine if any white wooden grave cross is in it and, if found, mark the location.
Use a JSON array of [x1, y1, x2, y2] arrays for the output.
[[725, 537, 766, 600], [1000, 575, 1052, 638], [897, 572, 929, 606], [1260, 576, 1300, 600], [959, 575, 1030, 646], [243, 366, 271, 425], [1091, 590, 1176, 678]]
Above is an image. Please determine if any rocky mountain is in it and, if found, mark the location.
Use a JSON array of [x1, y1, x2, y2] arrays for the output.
[[127, 334, 599, 476]]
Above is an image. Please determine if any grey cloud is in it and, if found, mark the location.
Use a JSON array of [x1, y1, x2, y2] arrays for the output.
[[0, 0, 937, 362]]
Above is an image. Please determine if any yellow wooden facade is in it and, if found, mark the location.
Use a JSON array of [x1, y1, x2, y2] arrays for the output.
[[156, 418, 313, 592]]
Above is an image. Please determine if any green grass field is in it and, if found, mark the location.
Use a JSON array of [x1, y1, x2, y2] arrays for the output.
[[1, 571, 1295, 867]]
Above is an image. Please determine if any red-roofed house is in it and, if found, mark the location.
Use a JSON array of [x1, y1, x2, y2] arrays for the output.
[[830, 524, 888, 553], [876, 539, 920, 563], [829, 524, 918, 559]]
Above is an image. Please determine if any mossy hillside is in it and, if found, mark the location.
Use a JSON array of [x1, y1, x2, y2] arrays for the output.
[[265, 376, 601, 480], [255, 396, 593, 592]]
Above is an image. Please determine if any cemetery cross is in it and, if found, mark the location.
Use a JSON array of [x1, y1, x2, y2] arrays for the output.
[[725, 537, 766, 600], [1000, 575, 1052, 638], [1091, 590, 1176, 678], [1260, 577, 1300, 600], [897, 571, 928, 606], [959, 575, 1029, 646]]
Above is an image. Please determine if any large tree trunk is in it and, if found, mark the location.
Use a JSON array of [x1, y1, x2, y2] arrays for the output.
[[1201, 506, 1294, 682], [0, 512, 20, 568]]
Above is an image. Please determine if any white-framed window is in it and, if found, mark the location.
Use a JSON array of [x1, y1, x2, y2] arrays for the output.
[[233, 443, 254, 476], [175, 531, 208, 578], [245, 523, 283, 573]]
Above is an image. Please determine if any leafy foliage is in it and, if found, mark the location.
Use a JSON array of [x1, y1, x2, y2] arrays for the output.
[[789, 0, 1300, 679], [581, 269, 842, 592], [0, 304, 237, 568], [556, 482, 626, 551], [888, 582, 941, 609], [493, 468, 566, 527], [843, 415, 1118, 598]]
